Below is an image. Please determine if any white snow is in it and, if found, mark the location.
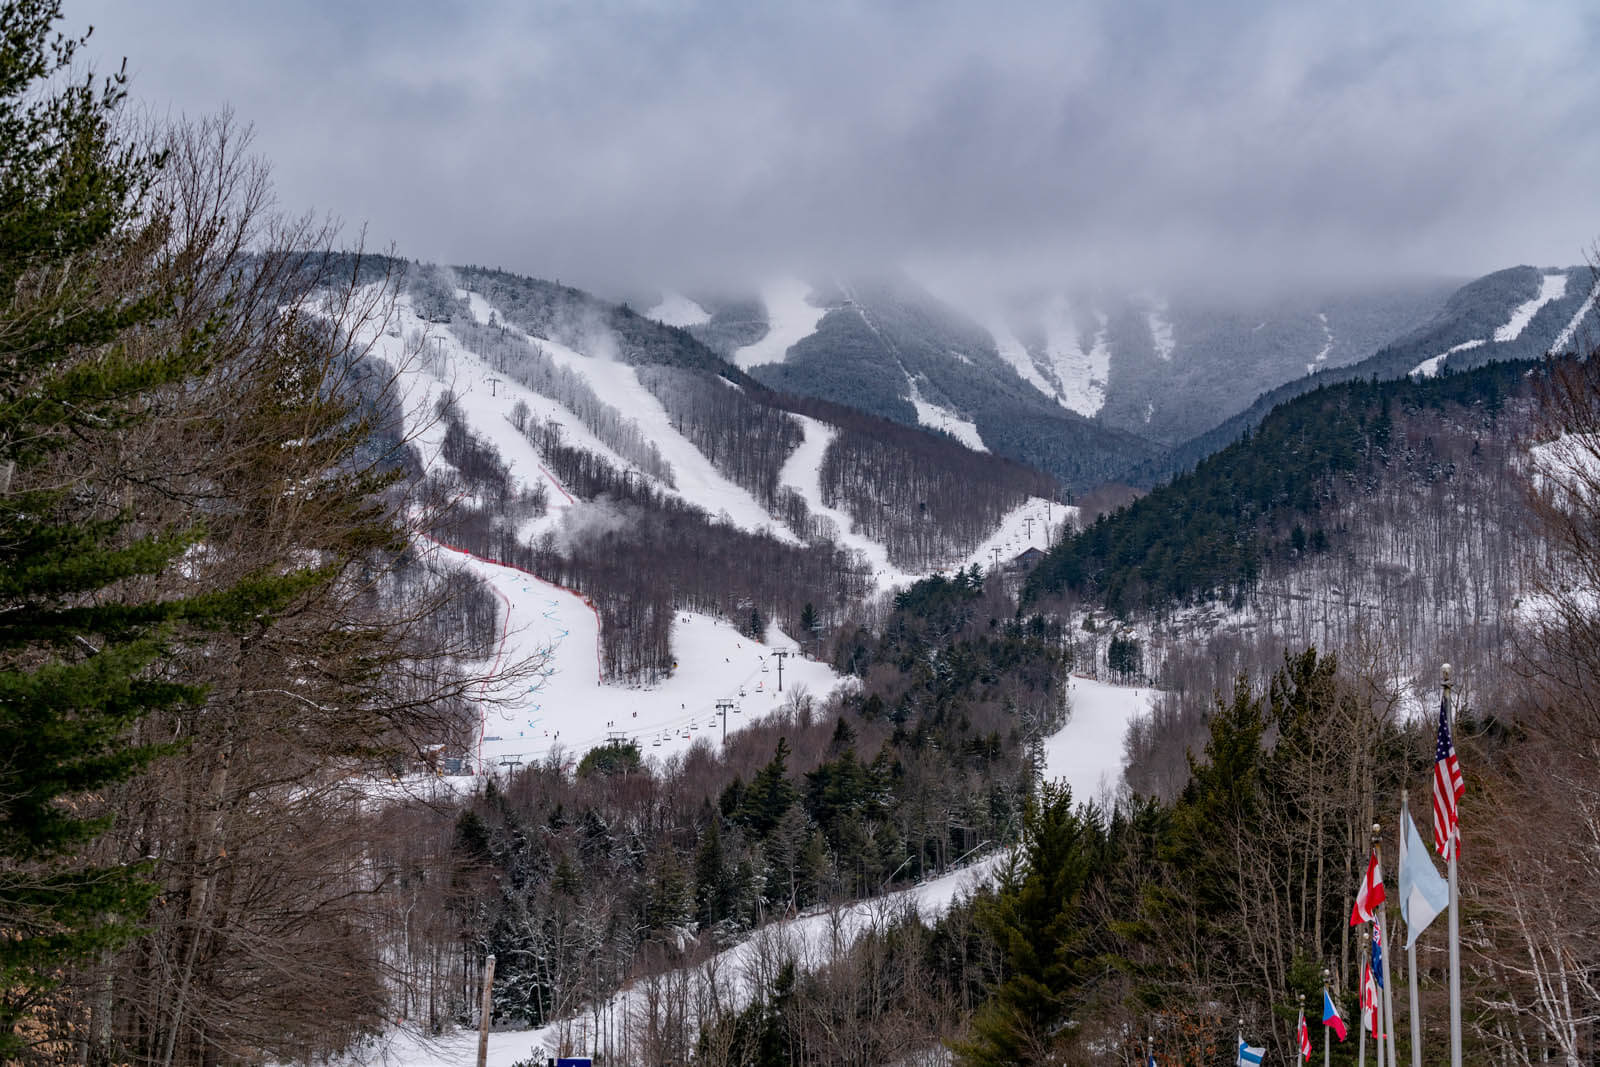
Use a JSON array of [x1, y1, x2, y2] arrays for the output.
[[906, 377, 986, 452], [1045, 675, 1156, 807], [645, 291, 711, 328], [1495, 273, 1568, 343], [733, 278, 826, 370], [779, 416, 913, 588], [1306, 311, 1334, 375], [419, 540, 847, 776], [1410, 338, 1485, 379], [351, 676, 1154, 1067], [1550, 275, 1599, 355], [533, 336, 802, 542], [988, 317, 1056, 398], [959, 496, 1073, 575], [359, 295, 612, 525], [1042, 299, 1110, 418], [1146, 297, 1176, 361], [456, 289, 497, 327], [1412, 273, 1572, 378]]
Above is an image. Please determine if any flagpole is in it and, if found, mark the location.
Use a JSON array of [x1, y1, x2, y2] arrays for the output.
[[1402, 791, 1423, 1067], [1444, 664, 1462, 1067], [1323, 967, 1332, 1067], [1298, 994, 1306, 1064], [1359, 929, 1369, 1067], [1372, 823, 1398, 1067]]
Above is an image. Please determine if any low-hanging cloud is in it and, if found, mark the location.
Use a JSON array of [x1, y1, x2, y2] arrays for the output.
[[77, 0, 1600, 297]]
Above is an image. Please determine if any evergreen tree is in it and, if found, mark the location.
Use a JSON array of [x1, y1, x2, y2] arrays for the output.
[[0, 2, 218, 1048], [955, 781, 1102, 1066], [738, 737, 797, 838]]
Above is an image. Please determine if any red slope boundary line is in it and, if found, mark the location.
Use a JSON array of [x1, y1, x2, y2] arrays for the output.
[[417, 533, 607, 768], [539, 463, 576, 505]]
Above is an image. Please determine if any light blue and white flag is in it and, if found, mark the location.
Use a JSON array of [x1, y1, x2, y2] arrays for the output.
[[1398, 799, 1449, 948], [1237, 1037, 1266, 1065]]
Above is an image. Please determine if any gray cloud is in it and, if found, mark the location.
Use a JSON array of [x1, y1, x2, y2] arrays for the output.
[[75, 0, 1600, 297]]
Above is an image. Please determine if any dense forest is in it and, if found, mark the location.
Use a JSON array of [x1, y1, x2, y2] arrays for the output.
[[1026, 360, 1533, 614]]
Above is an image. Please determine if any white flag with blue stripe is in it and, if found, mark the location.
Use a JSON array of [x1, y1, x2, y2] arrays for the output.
[[1237, 1037, 1265, 1065]]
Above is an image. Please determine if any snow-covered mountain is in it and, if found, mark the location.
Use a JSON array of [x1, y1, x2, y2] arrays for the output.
[[662, 273, 1466, 463], [657, 266, 1599, 484], [350, 262, 1073, 777]]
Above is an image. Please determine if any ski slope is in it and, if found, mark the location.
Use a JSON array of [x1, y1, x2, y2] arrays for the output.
[[645, 291, 711, 328], [779, 416, 912, 586], [733, 278, 826, 369], [1550, 275, 1600, 355], [348, 677, 1154, 1067], [422, 539, 846, 775], [1146, 297, 1177, 361], [1412, 272, 1571, 377], [1306, 311, 1334, 374], [533, 335, 802, 542], [1042, 299, 1110, 418], [1495, 272, 1568, 342], [907, 377, 986, 452], [1410, 338, 1485, 379], [988, 316, 1056, 398]]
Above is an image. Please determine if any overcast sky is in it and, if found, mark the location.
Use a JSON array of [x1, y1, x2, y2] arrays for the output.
[[73, 0, 1600, 298]]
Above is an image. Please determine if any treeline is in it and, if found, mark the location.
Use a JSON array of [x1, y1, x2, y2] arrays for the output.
[[719, 391, 1063, 572], [637, 365, 804, 511], [453, 264, 732, 374], [820, 425, 1048, 571], [446, 316, 677, 485], [423, 413, 869, 682], [365, 567, 1068, 1056], [1025, 360, 1532, 613]]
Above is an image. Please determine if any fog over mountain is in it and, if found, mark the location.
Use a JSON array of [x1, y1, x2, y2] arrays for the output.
[[80, 0, 1599, 296]]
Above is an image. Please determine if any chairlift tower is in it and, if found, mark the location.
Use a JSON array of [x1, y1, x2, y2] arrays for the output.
[[770, 648, 793, 692], [715, 698, 736, 745]]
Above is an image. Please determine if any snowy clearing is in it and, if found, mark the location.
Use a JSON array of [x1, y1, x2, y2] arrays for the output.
[[532, 335, 801, 542], [1410, 338, 1485, 379], [1306, 311, 1334, 374], [1046, 675, 1156, 809], [645, 291, 711, 328], [987, 316, 1056, 398], [779, 415, 914, 588], [1042, 299, 1109, 418], [421, 540, 848, 777], [1146, 297, 1176, 361], [1550, 275, 1599, 355], [907, 377, 986, 452], [733, 278, 826, 370], [1494, 272, 1568, 342]]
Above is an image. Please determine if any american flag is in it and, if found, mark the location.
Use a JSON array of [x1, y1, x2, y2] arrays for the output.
[[1298, 1011, 1312, 1060], [1433, 694, 1466, 858]]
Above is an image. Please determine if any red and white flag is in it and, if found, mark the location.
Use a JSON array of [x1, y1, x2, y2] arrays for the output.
[[1434, 694, 1466, 858], [1349, 850, 1386, 926], [1361, 960, 1380, 1039], [1297, 1010, 1313, 1060]]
